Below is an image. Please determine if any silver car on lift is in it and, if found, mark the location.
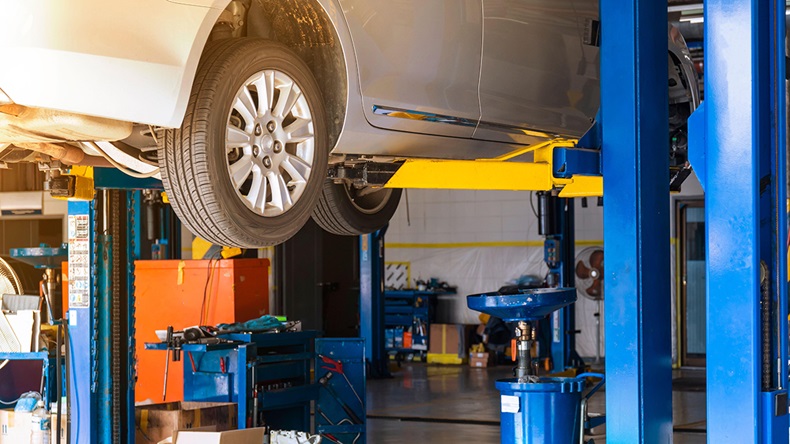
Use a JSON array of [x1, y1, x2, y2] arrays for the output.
[[0, 0, 698, 247]]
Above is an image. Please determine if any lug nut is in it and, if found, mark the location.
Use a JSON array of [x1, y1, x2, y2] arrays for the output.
[[273, 141, 283, 153], [263, 156, 272, 168], [253, 146, 260, 157], [254, 124, 262, 136], [266, 121, 276, 132]]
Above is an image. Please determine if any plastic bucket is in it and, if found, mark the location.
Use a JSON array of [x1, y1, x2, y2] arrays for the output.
[[495, 373, 604, 444]]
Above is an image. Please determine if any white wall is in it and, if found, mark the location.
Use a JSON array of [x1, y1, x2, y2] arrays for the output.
[[385, 189, 605, 358]]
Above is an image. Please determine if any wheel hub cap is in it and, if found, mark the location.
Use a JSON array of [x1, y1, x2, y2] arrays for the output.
[[225, 69, 315, 217]]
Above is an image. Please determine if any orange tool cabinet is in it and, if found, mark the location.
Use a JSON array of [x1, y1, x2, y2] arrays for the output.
[[133, 258, 269, 402]]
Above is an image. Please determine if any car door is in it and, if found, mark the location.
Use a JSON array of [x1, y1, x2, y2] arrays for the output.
[[339, 0, 483, 138], [475, 0, 599, 145]]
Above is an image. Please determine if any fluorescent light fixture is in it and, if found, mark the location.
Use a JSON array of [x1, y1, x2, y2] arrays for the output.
[[679, 16, 704, 24], [668, 5, 702, 13]]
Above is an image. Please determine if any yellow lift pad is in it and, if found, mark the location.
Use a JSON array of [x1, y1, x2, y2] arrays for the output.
[[384, 140, 603, 197], [51, 166, 95, 201]]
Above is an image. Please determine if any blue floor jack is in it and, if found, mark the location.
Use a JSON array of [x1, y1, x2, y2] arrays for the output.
[[468, 288, 605, 444]]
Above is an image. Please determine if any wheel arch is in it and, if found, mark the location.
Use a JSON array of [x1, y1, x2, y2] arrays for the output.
[[184, 0, 351, 153], [243, 0, 349, 154]]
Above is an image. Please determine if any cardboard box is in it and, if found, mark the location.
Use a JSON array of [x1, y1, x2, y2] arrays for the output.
[[173, 428, 265, 444], [469, 352, 494, 368], [51, 412, 67, 443], [429, 324, 475, 358], [135, 402, 237, 444], [156, 426, 218, 443], [4, 310, 41, 352], [0, 409, 32, 444]]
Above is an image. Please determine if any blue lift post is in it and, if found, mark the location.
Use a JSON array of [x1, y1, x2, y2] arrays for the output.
[[687, 0, 790, 441], [538, 193, 583, 372], [66, 199, 99, 444], [600, 0, 673, 442], [359, 229, 388, 378], [67, 171, 156, 444]]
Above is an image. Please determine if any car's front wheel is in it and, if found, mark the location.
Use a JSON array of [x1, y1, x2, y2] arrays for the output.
[[159, 38, 328, 247]]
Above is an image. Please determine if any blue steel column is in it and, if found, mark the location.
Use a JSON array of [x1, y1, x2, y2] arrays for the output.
[[600, 0, 672, 442], [359, 230, 387, 378], [127, 192, 141, 443], [67, 200, 97, 444], [697, 0, 789, 441], [97, 229, 112, 443]]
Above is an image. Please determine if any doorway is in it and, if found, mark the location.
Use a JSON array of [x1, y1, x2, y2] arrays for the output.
[[677, 199, 706, 367], [275, 219, 360, 337]]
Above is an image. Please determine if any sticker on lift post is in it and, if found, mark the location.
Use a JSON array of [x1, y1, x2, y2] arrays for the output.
[[501, 395, 520, 413], [67, 214, 91, 308]]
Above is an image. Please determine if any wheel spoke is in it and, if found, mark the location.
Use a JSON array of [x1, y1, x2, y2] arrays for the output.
[[284, 118, 313, 143], [245, 169, 266, 211], [282, 154, 311, 184], [273, 80, 301, 118], [233, 87, 257, 127], [278, 174, 294, 211], [253, 71, 276, 114], [229, 157, 254, 189], [227, 125, 251, 148], [267, 171, 285, 213], [254, 174, 268, 210], [267, 171, 294, 214]]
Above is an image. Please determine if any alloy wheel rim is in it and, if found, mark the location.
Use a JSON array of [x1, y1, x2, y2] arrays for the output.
[[225, 69, 315, 217]]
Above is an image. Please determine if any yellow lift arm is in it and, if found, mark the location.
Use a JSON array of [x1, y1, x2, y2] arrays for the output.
[[383, 139, 603, 197]]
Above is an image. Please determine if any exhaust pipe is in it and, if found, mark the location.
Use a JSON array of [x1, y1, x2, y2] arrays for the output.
[[16, 142, 85, 164]]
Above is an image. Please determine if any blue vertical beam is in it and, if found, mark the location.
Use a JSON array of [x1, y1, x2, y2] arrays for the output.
[[126, 191, 141, 444], [548, 197, 581, 371], [97, 232, 112, 443], [768, 0, 789, 439], [359, 230, 387, 378], [775, 0, 789, 413], [601, 0, 672, 442], [700, 0, 789, 442], [67, 200, 97, 444], [704, 1, 758, 441]]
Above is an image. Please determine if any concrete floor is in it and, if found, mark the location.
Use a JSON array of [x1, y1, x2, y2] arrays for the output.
[[366, 363, 706, 443]]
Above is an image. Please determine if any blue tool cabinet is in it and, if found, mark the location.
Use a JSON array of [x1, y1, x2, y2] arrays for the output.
[[383, 290, 439, 359], [146, 331, 368, 443], [147, 331, 318, 431]]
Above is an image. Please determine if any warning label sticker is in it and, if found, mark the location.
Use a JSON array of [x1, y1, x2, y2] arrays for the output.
[[68, 215, 90, 308]]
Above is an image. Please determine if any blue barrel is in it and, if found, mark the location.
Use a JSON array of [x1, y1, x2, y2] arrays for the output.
[[496, 375, 594, 444]]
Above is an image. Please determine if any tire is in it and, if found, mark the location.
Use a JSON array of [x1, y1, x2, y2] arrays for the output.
[[312, 180, 402, 236], [159, 38, 329, 247]]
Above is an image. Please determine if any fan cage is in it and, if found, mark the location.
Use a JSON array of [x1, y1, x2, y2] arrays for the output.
[[0, 257, 23, 297]]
